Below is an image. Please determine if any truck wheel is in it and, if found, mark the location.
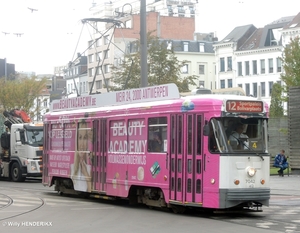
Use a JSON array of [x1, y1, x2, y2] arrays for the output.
[[11, 162, 25, 182]]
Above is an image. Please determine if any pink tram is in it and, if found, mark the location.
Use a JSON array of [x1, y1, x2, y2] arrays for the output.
[[42, 83, 270, 212]]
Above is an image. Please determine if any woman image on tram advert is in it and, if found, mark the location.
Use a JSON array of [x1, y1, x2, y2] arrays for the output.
[[71, 121, 92, 192]]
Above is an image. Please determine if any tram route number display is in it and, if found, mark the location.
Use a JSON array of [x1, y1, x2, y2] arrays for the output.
[[226, 100, 263, 113]]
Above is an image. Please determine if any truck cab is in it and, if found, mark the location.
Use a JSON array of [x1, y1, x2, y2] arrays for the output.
[[0, 110, 43, 182]]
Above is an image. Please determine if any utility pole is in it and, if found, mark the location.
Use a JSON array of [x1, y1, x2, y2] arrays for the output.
[[140, 0, 148, 87]]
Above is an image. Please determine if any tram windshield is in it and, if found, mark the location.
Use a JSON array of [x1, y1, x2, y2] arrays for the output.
[[209, 117, 267, 154]]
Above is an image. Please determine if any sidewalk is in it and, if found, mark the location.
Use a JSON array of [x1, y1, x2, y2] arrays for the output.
[[270, 174, 300, 196]]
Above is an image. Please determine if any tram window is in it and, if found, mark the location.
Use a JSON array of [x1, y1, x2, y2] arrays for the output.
[[171, 158, 175, 172], [187, 159, 192, 174], [187, 115, 193, 154], [177, 178, 182, 191], [178, 159, 182, 173], [196, 160, 201, 174], [196, 179, 201, 193], [197, 115, 202, 155], [209, 123, 217, 152], [171, 116, 175, 154], [50, 123, 63, 150], [187, 179, 192, 193], [148, 117, 167, 152], [64, 122, 76, 151], [171, 177, 175, 191], [178, 115, 183, 154]]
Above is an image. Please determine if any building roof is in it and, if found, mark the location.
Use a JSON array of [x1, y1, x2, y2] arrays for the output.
[[220, 14, 297, 51], [238, 28, 264, 50], [282, 12, 300, 29], [168, 40, 214, 53], [219, 24, 257, 44]]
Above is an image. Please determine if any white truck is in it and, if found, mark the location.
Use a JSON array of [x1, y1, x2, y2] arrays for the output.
[[0, 110, 43, 182]]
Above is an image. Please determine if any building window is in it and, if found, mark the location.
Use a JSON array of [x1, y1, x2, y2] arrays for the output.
[[96, 80, 102, 89], [96, 38, 102, 47], [268, 58, 273, 73], [220, 58, 225, 72], [245, 61, 250, 76], [253, 83, 257, 97], [269, 81, 273, 96], [104, 35, 110, 45], [88, 40, 93, 49], [260, 59, 265, 74], [183, 42, 189, 51], [96, 66, 101, 75], [199, 80, 205, 87], [238, 62, 242, 76], [228, 79, 232, 88], [181, 64, 188, 74], [104, 50, 109, 59], [261, 82, 265, 97], [199, 43, 204, 52], [252, 60, 257, 75], [88, 54, 94, 63], [79, 82, 82, 94], [96, 52, 102, 61], [245, 83, 250, 96], [88, 68, 93, 77], [43, 100, 47, 107], [220, 80, 225, 88], [199, 65, 205, 74], [238, 84, 242, 88], [104, 64, 110, 73], [277, 57, 282, 72], [178, 5, 185, 13], [227, 57, 232, 71]]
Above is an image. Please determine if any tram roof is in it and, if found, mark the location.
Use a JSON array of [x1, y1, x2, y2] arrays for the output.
[[48, 84, 263, 115]]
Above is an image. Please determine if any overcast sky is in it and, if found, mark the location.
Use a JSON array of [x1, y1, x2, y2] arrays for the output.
[[0, 0, 300, 75]]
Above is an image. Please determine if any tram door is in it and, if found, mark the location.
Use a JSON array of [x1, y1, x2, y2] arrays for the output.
[[170, 114, 203, 204], [92, 119, 107, 192]]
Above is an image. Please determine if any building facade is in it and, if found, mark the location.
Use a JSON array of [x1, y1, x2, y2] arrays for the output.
[[213, 13, 300, 107], [0, 58, 15, 80], [64, 54, 88, 98], [86, 0, 198, 94]]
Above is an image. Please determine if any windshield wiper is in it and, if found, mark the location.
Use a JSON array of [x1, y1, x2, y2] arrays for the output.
[[230, 134, 264, 161]]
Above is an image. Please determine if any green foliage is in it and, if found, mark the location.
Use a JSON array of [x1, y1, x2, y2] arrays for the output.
[[0, 77, 47, 115], [281, 36, 300, 98], [110, 33, 197, 92], [269, 83, 284, 117], [279, 128, 288, 135]]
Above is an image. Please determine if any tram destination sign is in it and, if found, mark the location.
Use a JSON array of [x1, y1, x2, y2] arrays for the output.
[[226, 100, 263, 113]]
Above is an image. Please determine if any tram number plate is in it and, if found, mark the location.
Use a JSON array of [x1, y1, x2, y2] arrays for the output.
[[246, 179, 255, 183], [246, 179, 255, 188]]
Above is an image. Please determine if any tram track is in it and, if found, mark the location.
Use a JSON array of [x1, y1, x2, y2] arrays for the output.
[[0, 193, 13, 209], [0, 191, 45, 221]]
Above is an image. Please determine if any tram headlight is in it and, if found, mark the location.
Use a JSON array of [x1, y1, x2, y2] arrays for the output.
[[246, 167, 256, 177]]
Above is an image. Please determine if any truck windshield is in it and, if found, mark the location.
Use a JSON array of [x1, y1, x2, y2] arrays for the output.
[[209, 117, 267, 154], [26, 129, 43, 146]]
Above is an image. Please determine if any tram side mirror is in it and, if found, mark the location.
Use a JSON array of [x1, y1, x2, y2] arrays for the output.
[[203, 125, 210, 136]]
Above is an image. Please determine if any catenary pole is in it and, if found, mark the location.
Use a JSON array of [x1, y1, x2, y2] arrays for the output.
[[140, 0, 148, 87]]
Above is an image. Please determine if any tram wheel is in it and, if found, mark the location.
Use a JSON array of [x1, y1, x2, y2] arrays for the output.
[[171, 205, 186, 214]]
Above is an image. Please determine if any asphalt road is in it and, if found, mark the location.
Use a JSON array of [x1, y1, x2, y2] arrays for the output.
[[0, 175, 299, 233]]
